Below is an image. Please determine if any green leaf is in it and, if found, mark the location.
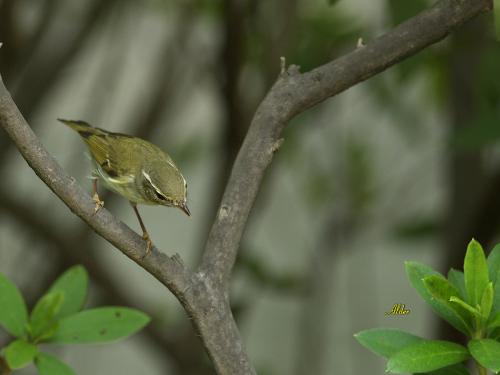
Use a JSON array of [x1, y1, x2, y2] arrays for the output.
[[406, 262, 471, 335], [48, 265, 88, 319], [491, 327, 500, 340], [480, 282, 494, 320], [487, 244, 500, 284], [35, 352, 76, 375], [464, 239, 489, 306], [426, 363, 470, 375], [448, 269, 466, 299], [492, 268, 500, 314], [0, 273, 28, 337], [392, 217, 439, 242], [468, 339, 500, 372], [5, 339, 37, 370], [489, 245, 500, 314], [29, 292, 64, 341], [487, 311, 500, 331], [422, 275, 472, 334], [448, 296, 480, 319], [354, 328, 424, 358], [423, 275, 462, 302], [50, 307, 150, 343], [495, 0, 500, 41], [386, 340, 469, 373]]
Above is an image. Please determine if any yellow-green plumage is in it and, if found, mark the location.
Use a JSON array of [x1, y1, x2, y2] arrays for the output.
[[59, 119, 190, 215]]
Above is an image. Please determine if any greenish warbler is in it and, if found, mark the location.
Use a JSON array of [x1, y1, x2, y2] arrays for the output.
[[59, 119, 190, 255]]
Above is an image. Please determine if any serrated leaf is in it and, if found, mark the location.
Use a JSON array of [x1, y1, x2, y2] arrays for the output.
[[464, 239, 489, 306], [0, 273, 28, 337], [386, 340, 469, 373], [448, 269, 466, 299], [406, 262, 471, 335], [49, 307, 150, 343], [5, 339, 37, 370], [48, 265, 88, 319], [29, 292, 64, 341], [354, 328, 424, 358], [35, 352, 76, 375], [468, 339, 500, 372]]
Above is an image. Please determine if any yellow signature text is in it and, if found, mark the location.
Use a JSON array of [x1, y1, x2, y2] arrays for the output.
[[385, 303, 411, 316]]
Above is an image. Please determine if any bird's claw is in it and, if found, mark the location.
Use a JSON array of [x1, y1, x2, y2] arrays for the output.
[[141, 233, 153, 259], [92, 193, 104, 213]]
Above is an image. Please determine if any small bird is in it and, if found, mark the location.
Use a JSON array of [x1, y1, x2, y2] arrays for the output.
[[59, 119, 190, 256]]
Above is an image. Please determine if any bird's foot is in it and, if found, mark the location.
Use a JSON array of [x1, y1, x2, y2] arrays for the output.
[[92, 192, 104, 213], [141, 232, 153, 259]]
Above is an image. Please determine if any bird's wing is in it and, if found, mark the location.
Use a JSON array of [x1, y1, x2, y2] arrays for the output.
[[59, 119, 137, 184], [84, 132, 135, 182]]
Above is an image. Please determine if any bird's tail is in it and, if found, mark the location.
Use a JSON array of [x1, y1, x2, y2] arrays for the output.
[[58, 119, 105, 138]]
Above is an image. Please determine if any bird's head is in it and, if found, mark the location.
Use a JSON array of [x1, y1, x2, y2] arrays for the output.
[[140, 162, 190, 216]]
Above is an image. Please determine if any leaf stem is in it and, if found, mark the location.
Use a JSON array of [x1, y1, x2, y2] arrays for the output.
[[476, 362, 487, 375], [0, 356, 11, 375]]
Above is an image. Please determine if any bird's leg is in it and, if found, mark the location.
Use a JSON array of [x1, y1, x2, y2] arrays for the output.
[[92, 179, 104, 213], [130, 202, 152, 258]]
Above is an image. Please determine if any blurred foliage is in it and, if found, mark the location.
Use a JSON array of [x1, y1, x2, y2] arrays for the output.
[[495, 0, 500, 40], [344, 137, 374, 213], [327, 0, 341, 6], [288, 8, 362, 72], [451, 45, 500, 151], [451, 110, 500, 151], [171, 135, 208, 166], [387, 0, 428, 26], [477, 47, 500, 106], [298, 135, 374, 215], [237, 252, 305, 295], [392, 217, 440, 242]]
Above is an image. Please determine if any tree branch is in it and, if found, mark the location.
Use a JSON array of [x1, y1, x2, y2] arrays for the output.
[[199, 0, 493, 289], [0, 0, 492, 374]]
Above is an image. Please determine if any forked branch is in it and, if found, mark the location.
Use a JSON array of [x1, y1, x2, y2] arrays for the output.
[[0, 0, 492, 373]]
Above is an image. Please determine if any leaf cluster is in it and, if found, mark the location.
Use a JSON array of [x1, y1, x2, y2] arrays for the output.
[[0, 266, 150, 374], [355, 239, 500, 374]]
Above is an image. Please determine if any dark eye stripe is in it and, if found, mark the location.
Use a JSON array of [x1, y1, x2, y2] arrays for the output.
[[155, 191, 166, 200]]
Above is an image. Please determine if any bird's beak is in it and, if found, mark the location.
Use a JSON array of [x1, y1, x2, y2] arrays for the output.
[[178, 202, 191, 217]]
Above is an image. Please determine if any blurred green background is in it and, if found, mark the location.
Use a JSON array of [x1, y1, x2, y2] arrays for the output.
[[0, 0, 499, 374]]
